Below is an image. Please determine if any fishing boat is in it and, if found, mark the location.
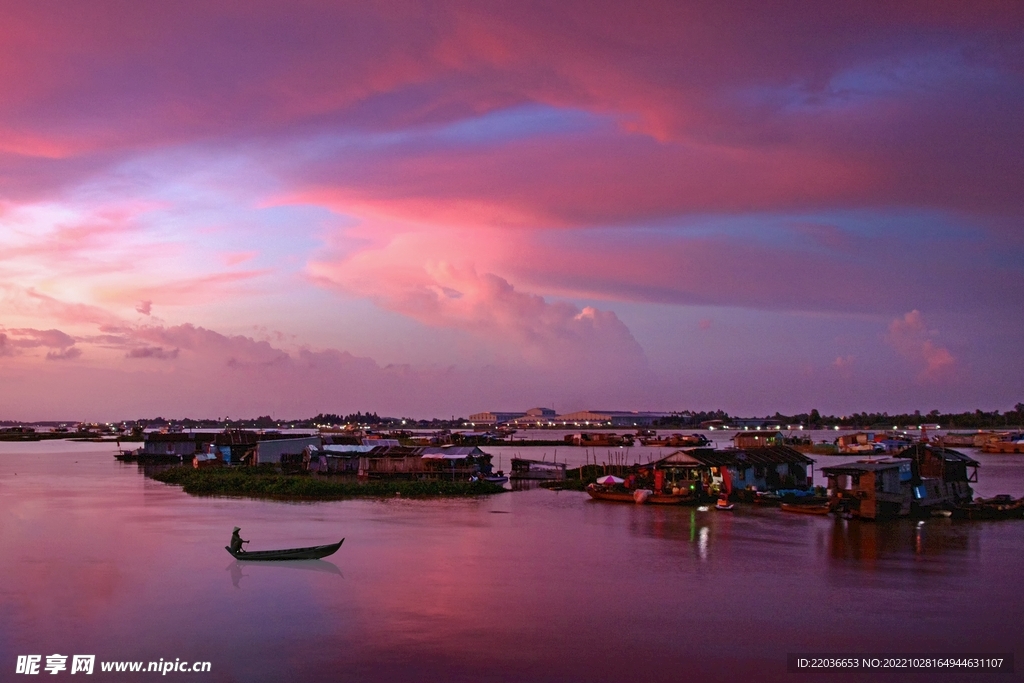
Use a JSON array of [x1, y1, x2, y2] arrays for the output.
[[225, 539, 344, 561], [951, 495, 1024, 520], [482, 474, 509, 484], [586, 483, 642, 503], [780, 503, 832, 515], [647, 491, 696, 505]]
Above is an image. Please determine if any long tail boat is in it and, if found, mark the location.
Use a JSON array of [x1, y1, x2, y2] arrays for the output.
[[226, 539, 344, 561]]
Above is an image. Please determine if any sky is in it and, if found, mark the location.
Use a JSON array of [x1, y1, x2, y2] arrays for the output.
[[1, 1, 1022, 421]]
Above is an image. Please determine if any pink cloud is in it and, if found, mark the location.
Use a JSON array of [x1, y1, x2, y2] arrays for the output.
[[0, 1, 1018, 221], [45, 347, 82, 361], [103, 270, 272, 309], [0, 317, 655, 419], [5, 328, 76, 349], [309, 253, 647, 372], [16, 288, 128, 328], [886, 310, 956, 381], [126, 346, 178, 360]]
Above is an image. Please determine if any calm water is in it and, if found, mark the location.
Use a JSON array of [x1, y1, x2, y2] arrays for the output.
[[2, 440, 1022, 682]]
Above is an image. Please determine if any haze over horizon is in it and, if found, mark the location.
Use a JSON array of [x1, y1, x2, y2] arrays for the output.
[[1, 1, 1022, 421]]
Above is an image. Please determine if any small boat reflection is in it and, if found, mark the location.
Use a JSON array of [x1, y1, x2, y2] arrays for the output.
[[226, 559, 344, 587]]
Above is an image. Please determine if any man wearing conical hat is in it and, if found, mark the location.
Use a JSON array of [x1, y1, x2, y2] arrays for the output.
[[229, 527, 248, 554]]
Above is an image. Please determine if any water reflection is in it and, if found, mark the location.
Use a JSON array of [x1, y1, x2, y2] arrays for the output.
[[226, 560, 343, 587], [828, 517, 975, 567]]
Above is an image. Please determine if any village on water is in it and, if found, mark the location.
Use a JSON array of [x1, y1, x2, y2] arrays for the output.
[[4, 405, 1024, 522]]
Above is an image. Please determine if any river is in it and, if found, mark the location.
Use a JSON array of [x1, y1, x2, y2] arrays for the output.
[[1, 440, 1022, 682]]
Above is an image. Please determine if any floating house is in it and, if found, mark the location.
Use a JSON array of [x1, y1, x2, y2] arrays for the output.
[[253, 436, 321, 465], [821, 459, 913, 520], [822, 445, 978, 520], [835, 432, 882, 454], [305, 444, 376, 473], [210, 429, 259, 464], [897, 443, 977, 510], [732, 431, 782, 449], [651, 446, 814, 495], [564, 432, 635, 447], [351, 445, 493, 480], [142, 432, 199, 458]]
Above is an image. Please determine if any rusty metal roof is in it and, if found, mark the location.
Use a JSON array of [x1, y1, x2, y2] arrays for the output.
[[657, 445, 813, 467]]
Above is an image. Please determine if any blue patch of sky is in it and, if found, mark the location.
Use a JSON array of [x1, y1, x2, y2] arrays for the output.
[[732, 48, 1005, 115], [431, 104, 605, 145], [74, 148, 341, 272], [288, 104, 610, 161], [536, 209, 985, 251]]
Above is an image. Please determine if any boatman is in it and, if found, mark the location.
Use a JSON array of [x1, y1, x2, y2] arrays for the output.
[[229, 527, 249, 554]]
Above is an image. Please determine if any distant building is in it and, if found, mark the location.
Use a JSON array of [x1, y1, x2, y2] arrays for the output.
[[468, 411, 527, 425], [507, 407, 558, 426], [555, 410, 669, 427]]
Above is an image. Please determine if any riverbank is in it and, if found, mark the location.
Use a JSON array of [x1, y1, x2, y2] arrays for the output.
[[150, 465, 508, 499]]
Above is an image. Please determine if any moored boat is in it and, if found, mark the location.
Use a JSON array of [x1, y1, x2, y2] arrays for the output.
[[586, 483, 647, 503], [647, 491, 697, 505], [951, 495, 1024, 520], [225, 539, 344, 561], [981, 434, 1024, 454]]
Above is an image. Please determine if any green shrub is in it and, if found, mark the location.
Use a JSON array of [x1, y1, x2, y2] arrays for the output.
[[150, 466, 507, 499]]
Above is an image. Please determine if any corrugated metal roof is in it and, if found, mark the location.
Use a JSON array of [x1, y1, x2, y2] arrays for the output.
[[821, 458, 910, 475], [655, 446, 813, 467]]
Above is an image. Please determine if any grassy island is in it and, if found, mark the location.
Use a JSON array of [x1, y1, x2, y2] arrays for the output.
[[150, 465, 507, 499]]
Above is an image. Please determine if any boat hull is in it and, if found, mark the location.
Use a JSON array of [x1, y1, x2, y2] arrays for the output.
[[226, 539, 344, 561], [586, 487, 638, 503], [647, 493, 697, 505]]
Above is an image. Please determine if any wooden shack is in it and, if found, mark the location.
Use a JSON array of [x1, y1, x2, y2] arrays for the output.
[[821, 459, 913, 520], [357, 445, 492, 480], [896, 443, 977, 510], [732, 431, 781, 449], [142, 432, 198, 458]]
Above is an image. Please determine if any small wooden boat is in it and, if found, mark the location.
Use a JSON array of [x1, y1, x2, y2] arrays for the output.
[[780, 503, 831, 515], [586, 484, 642, 503], [225, 539, 344, 561], [647, 492, 696, 505]]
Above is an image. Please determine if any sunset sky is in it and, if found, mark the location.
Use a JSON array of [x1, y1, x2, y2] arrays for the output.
[[1, 1, 1022, 420]]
